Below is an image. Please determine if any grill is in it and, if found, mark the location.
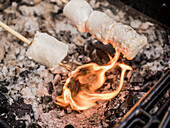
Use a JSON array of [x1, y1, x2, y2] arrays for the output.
[[0, 0, 169, 127], [114, 70, 170, 128]]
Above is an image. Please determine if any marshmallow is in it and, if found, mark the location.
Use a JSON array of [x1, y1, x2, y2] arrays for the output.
[[63, 0, 93, 33], [108, 23, 147, 60], [86, 11, 117, 44], [26, 31, 68, 68]]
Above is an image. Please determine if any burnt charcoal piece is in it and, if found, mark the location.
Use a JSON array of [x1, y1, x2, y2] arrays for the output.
[[9, 98, 33, 118], [0, 93, 7, 105], [56, 31, 72, 44], [108, 120, 117, 127], [0, 97, 34, 128], [126, 91, 134, 110], [28, 123, 41, 128], [0, 86, 8, 93], [0, 118, 11, 128], [50, 8, 64, 21], [86, 41, 95, 54], [41, 95, 52, 105], [130, 71, 144, 84], [94, 41, 115, 57], [47, 82, 54, 94], [13, 120, 26, 128], [0, 93, 8, 114], [65, 124, 74, 128], [12, 76, 18, 84], [76, 46, 86, 55], [17, 40, 24, 46], [64, 109, 72, 114], [104, 109, 113, 118], [0, 80, 10, 86], [19, 70, 31, 78], [96, 48, 110, 64], [144, 70, 163, 84]]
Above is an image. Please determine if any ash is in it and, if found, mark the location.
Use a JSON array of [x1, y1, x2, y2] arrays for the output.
[[0, 0, 169, 128]]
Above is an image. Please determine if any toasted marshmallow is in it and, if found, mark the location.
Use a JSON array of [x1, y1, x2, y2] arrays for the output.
[[108, 23, 147, 60], [86, 11, 117, 44]]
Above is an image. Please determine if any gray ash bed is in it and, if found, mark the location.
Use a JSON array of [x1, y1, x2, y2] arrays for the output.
[[0, 0, 169, 127]]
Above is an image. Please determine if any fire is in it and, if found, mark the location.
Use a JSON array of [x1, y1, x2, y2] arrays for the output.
[[55, 50, 132, 110]]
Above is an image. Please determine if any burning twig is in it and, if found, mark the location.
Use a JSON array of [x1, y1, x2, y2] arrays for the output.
[[0, 21, 69, 70]]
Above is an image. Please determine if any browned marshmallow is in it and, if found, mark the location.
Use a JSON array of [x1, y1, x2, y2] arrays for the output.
[[108, 23, 147, 60], [86, 11, 117, 44]]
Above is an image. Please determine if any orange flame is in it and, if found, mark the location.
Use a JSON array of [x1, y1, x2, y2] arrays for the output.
[[55, 50, 132, 110]]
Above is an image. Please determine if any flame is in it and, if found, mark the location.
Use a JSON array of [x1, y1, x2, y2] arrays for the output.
[[55, 50, 132, 110]]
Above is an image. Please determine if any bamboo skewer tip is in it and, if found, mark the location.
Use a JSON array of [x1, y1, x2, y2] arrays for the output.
[[60, 0, 68, 4]]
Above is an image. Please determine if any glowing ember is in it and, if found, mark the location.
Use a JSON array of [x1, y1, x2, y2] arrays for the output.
[[55, 50, 132, 110]]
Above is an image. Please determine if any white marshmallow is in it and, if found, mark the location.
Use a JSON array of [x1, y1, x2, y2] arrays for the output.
[[108, 23, 147, 60], [86, 11, 117, 44], [26, 31, 68, 68], [63, 0, 93, 33], [63, 1, 147, 60]]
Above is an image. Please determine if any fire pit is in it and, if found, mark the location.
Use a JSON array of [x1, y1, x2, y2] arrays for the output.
[[0, 0, 169, 127]]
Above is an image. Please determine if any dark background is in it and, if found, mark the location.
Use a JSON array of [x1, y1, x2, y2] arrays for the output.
[[120, 0, 170, 27]]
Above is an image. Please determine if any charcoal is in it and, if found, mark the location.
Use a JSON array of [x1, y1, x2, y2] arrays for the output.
[[0, 0, 169, 127], [0, 86, 8, 93]]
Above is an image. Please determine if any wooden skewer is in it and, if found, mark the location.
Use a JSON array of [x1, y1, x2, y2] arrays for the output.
[[59, 63, 70, 71], [0, 21, 31, 45], [60, 0, 68, 4], [0, 21, 70, 71]]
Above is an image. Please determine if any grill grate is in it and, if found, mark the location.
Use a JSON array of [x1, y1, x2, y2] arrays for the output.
[[114, 70, 170, 128]]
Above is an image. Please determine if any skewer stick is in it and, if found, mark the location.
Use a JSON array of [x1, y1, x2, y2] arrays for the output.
[[60, 0, 68, 4], [59, 63, 70, 71], [0, 21, 70, 71], [0, 21, 31, 45]]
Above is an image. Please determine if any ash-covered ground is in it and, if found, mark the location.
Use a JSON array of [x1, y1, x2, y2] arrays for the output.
[[0, 0, 169, 128]]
